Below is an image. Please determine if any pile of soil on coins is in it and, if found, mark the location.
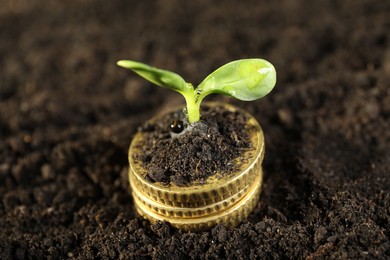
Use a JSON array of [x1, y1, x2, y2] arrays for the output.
[[133, 105, 252, 186]]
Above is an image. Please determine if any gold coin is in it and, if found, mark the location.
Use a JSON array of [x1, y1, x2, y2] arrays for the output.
[[128, 102, 265, 230], [129, 103, 264, 208], [130, 166, 263, 219], [133, 167, 263, 231]]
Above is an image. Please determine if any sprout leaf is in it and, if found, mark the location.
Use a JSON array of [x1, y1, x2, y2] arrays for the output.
[[117, 60, 190, 93], [117, 58, 276, 124], [197, 59, 276, 101]]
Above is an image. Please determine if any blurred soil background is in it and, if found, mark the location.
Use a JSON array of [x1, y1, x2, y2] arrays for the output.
[[0, 0, 389, 258]]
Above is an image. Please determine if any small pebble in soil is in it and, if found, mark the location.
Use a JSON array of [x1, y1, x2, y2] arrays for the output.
[[169, 120, 184, 133]]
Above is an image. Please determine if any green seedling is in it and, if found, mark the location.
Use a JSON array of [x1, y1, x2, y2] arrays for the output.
[[117, 59, 276, 124]]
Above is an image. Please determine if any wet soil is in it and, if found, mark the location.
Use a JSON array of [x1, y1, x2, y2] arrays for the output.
[[134, 104, 252, 186], [0, 0, 389, 259]]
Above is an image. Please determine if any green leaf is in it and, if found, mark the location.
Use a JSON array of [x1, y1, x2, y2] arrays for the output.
[[117, 60, 190, 93], [197, 59, 276, 101]]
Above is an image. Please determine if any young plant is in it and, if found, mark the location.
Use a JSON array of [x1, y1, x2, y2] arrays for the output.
[[117, 59, 276, 124]]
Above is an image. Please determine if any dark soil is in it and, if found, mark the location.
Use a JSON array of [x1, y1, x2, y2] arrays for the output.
[[0, 0, 389, 259], [134, 104, 252, 186]]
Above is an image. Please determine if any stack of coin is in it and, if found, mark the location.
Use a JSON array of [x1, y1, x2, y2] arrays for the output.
[[128, 103, 264, 231]]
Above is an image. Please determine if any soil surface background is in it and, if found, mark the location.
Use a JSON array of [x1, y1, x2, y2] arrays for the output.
[[0, 0, 389, 259]]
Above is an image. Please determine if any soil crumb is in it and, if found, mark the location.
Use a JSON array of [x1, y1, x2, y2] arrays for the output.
[[133, 104, 252, 186]]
